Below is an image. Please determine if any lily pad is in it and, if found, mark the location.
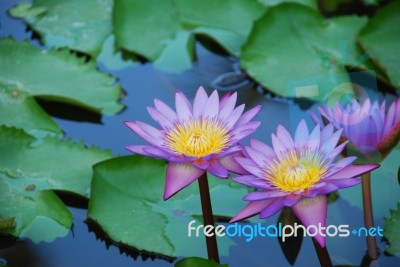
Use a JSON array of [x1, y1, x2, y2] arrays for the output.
[[258, 0, 317, 9], [88, 155, 251, 257], [0, 38, 123, 115], [113, 0, 264, 72], [0, 86, 61, 137], [359, 0, 400, 88], [240, 3, 368, 102], [175, 257, 228, 267], [383, 203, 400, 257], [0, 126, 112, 197], [0, 171, 72, 243], [9, 0, 113, 56]]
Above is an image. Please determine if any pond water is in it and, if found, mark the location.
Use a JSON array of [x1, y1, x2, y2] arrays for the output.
[[1, 0, 400, 266]]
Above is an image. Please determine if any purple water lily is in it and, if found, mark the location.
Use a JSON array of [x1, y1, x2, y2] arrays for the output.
[[311, 97, 400, 160], [230, 120, 379, 247], [124, 86, 261, 200]]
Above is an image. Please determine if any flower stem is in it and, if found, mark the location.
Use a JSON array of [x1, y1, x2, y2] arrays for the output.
[[312, 238, 333, 267], [198, 172, 220, 263], [361, 172, 378, 260]]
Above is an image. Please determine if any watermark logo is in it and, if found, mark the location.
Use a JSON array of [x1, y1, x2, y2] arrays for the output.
[[188, 220, 383, 242]]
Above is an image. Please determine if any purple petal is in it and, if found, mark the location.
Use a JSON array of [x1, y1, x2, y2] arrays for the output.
[[147, 106, 173, 129], [218, 145, 242, 158], [126, 145, 153, 156], [202, 90, 219, 119], [236, 105, 261, 126], [192, 158, 210, 170], [250, 139, 276, 158], [193, 86, 208, 119], [219, 92, 231, 108], [326, 177, 361, 189], [235, 156, 264, 177], [383, 100, 396, 137], [207, 159, 228, 178], [230, 199, 273, 223], [219, 155, 248, 174], [320, 128, 343, 155], [326, 164, 379, 180], [282, 194, 301, 206], [309, 110, 324, 127], [295, 120, 309, 147], [229, 121, 261, 143], [277, 125, 295, 149], [272, 134, 287, 160], [124, 121, 164, 147], [320, 124, 334, 144], [233, 175, 271, 189], [143, 147, 169, 158], [175, 91, 193, 122], [292, 195, 327, 247], [244, 146, 268, 167], [307, 125, 320, 150], [243, 190, 286, 201], [225, 104, 245, 129], [219, 92, 237, 121], [154, 99, 178, 123], [259, 198, 285, 218], [164, 163, 205, 200]]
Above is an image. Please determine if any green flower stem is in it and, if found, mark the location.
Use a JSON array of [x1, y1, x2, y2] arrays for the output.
[[361, 172, 378, 260], [312, 238, 333, 267], [198, 172, 220, 263]]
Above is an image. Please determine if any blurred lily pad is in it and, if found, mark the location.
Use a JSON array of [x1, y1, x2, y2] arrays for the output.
[[175, 257, 228, 267], [0, 38, 123, 115], [383, 203, 400, 257], [240, 3, 368, 102], [9, 0, 113, 56], [359, 0, 400, 88], [88, 155, 251, 257]]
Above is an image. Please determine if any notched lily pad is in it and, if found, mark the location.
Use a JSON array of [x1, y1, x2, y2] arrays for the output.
[[383, 203, 400, 257]]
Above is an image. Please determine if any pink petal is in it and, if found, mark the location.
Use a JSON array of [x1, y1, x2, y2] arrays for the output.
[[225, 104, 245, 129], [230, 199, 273, 223], [193, 158, 210, 169], [244, 191, 287, 201], [193, 86, 208, 119], [235, 105, 261, 126], [143, 147, 169, 158], [259, 198, 285, 218], [126, 145, 153, 156], [291, 195, 327, 247], [202, 90, 219, 119], [147, 106, 173, 129], [154, 99, 178, 123], [206, 159, 228, 178], [124, 121, 164, 147], [164, 163, 205, 200], [326, 164, 379, 180], [175, 91, 193, 122], [219, 154, 248, 174], [219, 92, 237, 121]]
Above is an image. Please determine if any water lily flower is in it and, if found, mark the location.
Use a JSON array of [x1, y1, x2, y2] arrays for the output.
[[230, 120, 379, 247], [311, 97, 400, 161], [124, 86, 261, 200]]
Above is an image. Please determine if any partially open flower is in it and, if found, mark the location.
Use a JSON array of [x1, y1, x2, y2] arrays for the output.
[[312, 97, 400, 161], [230, 120, 379, 247], [125, 86, 261, 200]]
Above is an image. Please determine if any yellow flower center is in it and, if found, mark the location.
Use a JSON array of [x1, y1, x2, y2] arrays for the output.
[[266, 150, 327, 192], [165, 120, 230, 157]]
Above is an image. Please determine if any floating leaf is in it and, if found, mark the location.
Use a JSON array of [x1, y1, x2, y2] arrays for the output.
[[0, 126, 112, 197], [88, 155, 251, 257], [0, 217, 15, 231], [113, 0, 264, 72], [359, 1, 400, 88], [9, 0, 113, 56], [383, 203, 400, 257], [0, 86, 61, 137], [0, 38, 123, 115], [0, 171, 72, 243], [240, 4, 368, 102], [258, 0, 317, 9], [175, 257, 228, 267]]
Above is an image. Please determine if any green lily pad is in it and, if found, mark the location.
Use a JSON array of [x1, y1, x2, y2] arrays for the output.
[[88, 155, 251, 257], [0, 86, 61, 137], [383, 203, 400, 257], [9, 0, 113, 56], [240, 4, 368, 102], [359, 1, 400, 88], [0, 171, 72, 243], [0, 38, 123, 115], [113, 0, 264, 72], [0, 126, 112, 197], [339, 145, 400, 220], [258, 0, 317, 9], [175, 257, 228, 267]]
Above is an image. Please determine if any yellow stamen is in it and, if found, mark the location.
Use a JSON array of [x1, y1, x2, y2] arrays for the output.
[[165, 120, 230, 157], [266, 150, 326, 192]]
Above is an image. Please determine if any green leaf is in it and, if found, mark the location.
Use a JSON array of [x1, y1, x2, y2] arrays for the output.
[[0, 171, 72, 243], [359, 1, 400, 88], [339, 145, 400, 219], [0, 38, 123, 115], [175, 257, 228, 267], [0, 217, 15, 231], [0, 86, 62, 137], [383, 203, 400, 257], [9, 0, 113, 56], [0, 126, 112, 197], [113, 0, 264, 72], [88, 155, 251, 257], [240, 4, 368, 102], [258, 0, 317, 9]]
